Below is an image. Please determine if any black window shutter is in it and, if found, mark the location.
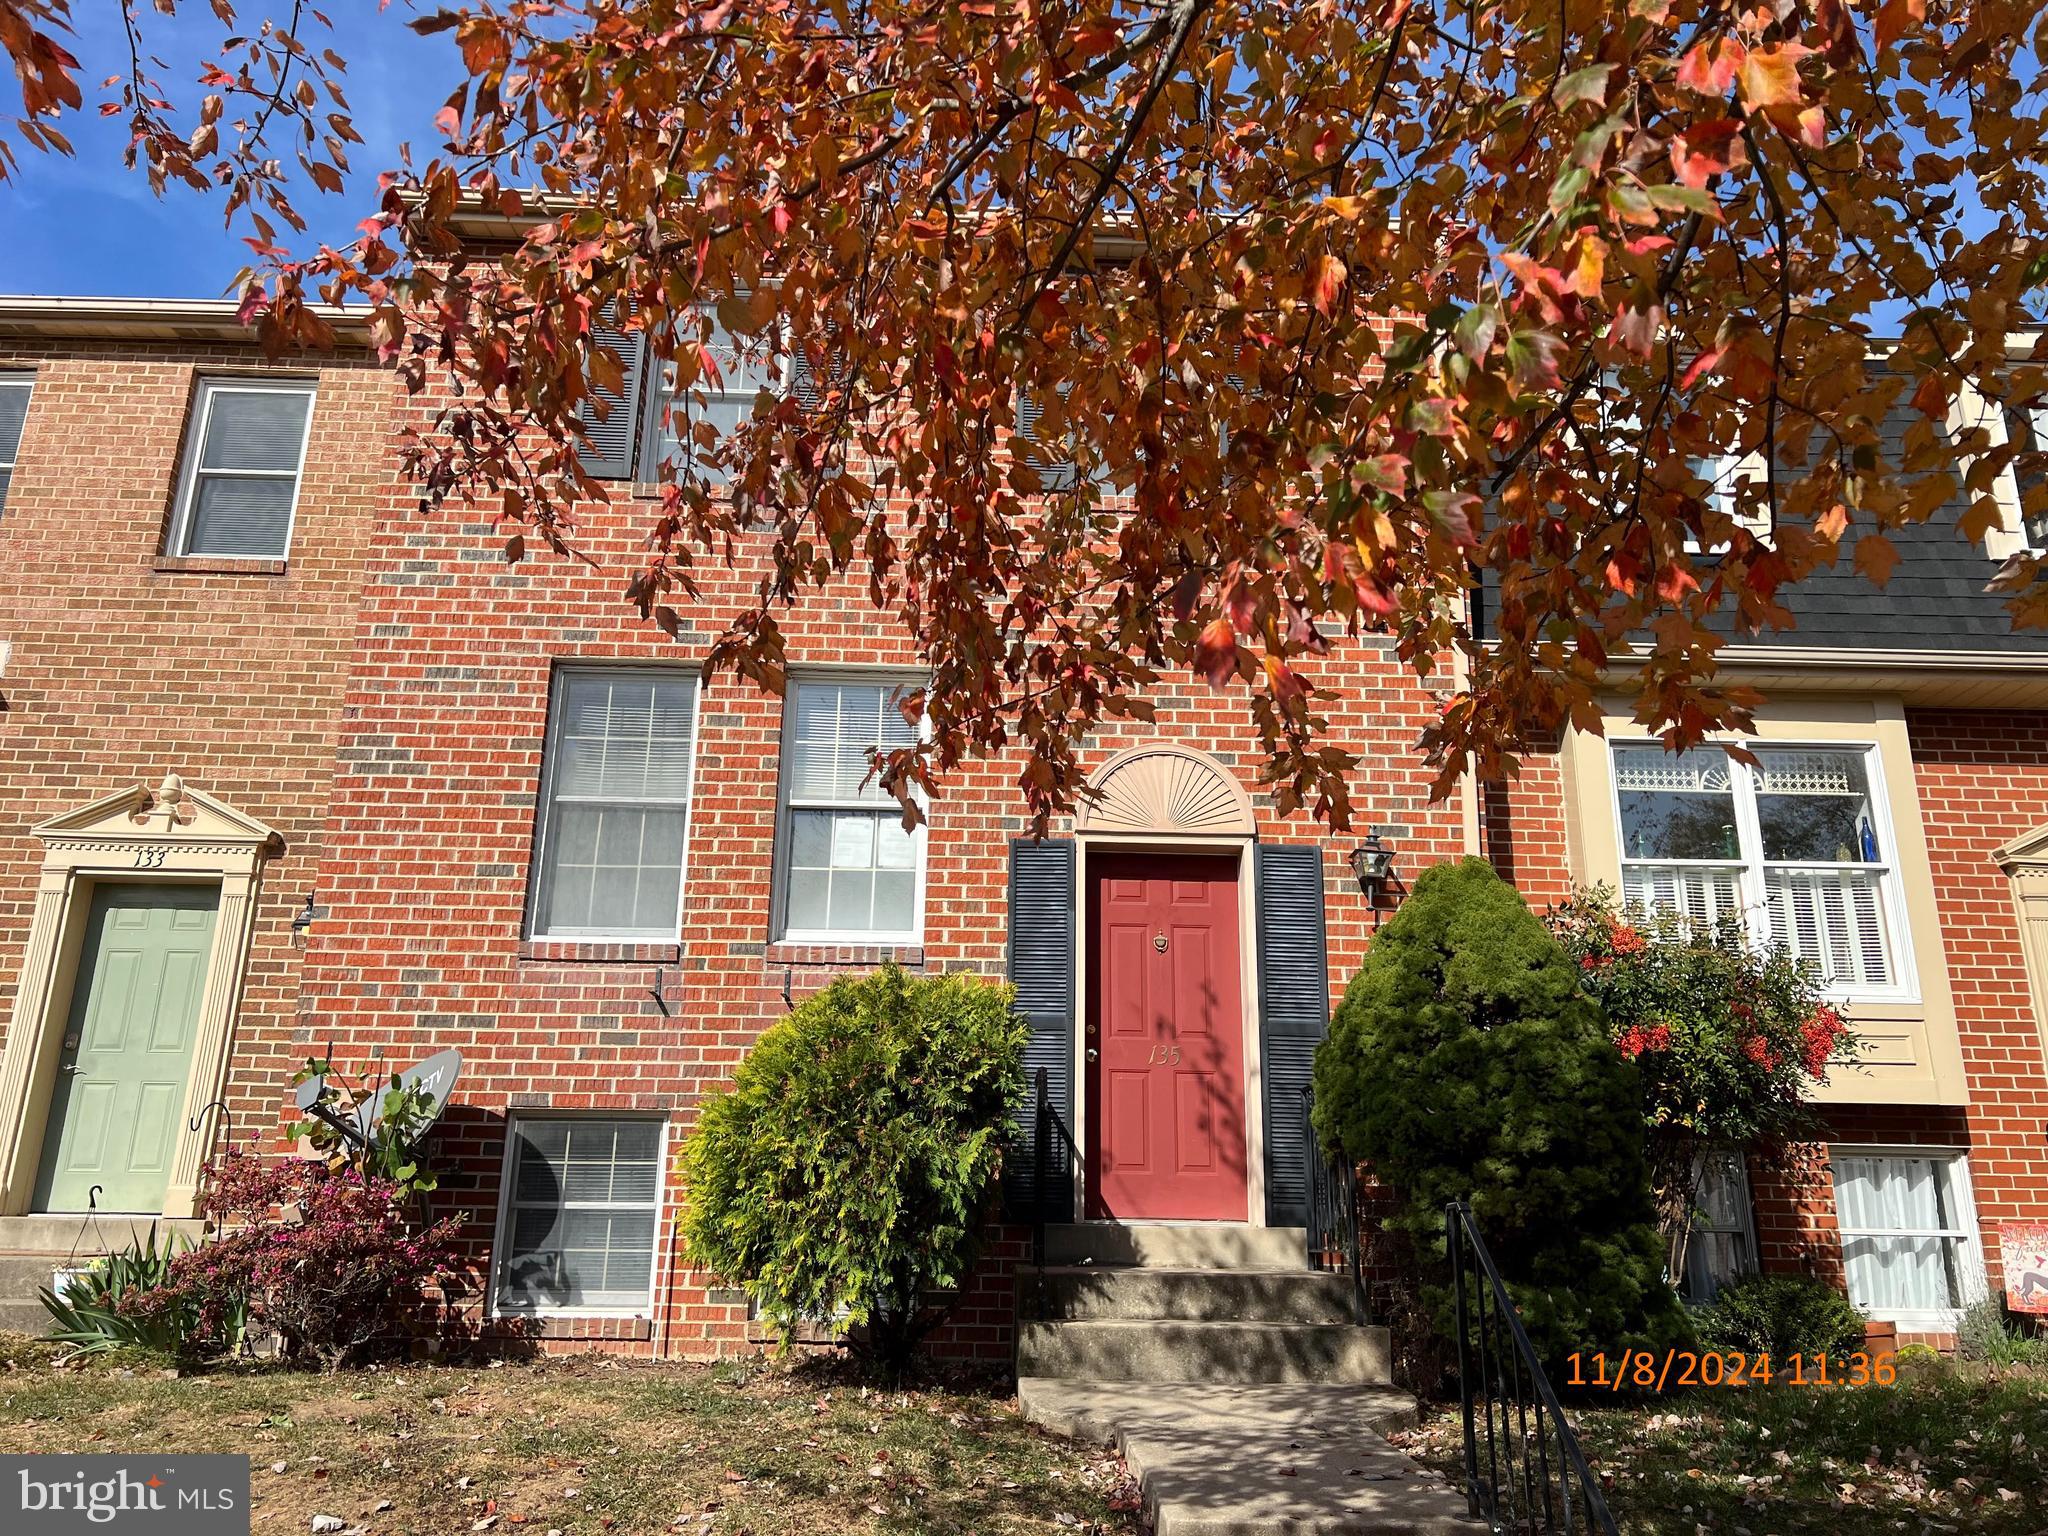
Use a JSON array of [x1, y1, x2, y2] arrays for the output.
[[1015, 389, 1078, 492], [577, 309, 647, 479], [1004, 837, 1076, 1220], [1256, 843, 1331, 1227]]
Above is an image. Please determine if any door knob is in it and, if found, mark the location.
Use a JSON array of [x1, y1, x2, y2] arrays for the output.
[[1086, 1048, 1100, 1062]]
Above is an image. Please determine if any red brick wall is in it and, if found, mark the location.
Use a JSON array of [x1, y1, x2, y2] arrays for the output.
[[0, 340, 392, 1156], [1897, 709, 2048, 1293], [296, 452, 1473, 1355]]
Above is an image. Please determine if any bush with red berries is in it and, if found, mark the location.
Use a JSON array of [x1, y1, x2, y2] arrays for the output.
[[1547, 887, 1855, 1280]]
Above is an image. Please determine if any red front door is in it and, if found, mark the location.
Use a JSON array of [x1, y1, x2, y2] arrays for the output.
[[1086, 851, 1248, 1221]]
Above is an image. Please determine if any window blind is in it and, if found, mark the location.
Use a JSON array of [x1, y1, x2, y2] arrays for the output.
[[532, 671, 697, 938], [779, 679, 922, 938], [496, 1119, 662, 1312]]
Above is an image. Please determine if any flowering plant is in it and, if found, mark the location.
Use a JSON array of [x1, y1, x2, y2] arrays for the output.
[[1547, 886, 1856, 1280]]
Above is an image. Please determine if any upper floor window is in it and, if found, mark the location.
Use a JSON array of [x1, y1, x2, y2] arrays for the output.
[[578, 305, 812, 485], [169, 378, 315, 559], [1831, 1148, 1982, 1323], [645, 311, 789, 485], [2006, 404, 2048, 550], [775, 677, 925, 942], [1684, 452, 1774, 552], [530, 668, 699, 940], [1612, 742, 1905, 997], [0, 373, 31, 512]]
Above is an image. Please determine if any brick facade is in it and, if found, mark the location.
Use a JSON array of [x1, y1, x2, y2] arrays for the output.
[[0, 337, 392, 1174], [4, 318, 2048, 1360], [295, 466, 1471, 1356]]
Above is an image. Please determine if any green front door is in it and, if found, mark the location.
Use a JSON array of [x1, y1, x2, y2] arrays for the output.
[[34, 884, 219, 1213]]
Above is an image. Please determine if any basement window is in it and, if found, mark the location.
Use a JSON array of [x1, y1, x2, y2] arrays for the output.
[[493, 1117, 665, 1315]]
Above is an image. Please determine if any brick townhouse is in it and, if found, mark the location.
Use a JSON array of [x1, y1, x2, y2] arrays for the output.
[[0, 286, 2045, 1361]]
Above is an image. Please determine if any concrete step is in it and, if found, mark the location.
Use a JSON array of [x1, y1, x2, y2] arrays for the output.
[[1019, 1379, 1485, 1535], [1042, 1222, 1308, 1271], [0, 1215, 200, 1256], [0, 1300, 54, 1337], [1018, 1318, 1393, 1386], [1020, 1265, 1361, 1325], [0, 1254, 66, 1296]]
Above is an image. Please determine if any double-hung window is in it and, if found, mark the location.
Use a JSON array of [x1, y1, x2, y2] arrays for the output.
[[1612, 742, 1906, 996], [2006, 404, 2048, 550], [776, 677, 925, 941], [1831, 1149, 1983, 1323], [494, 1118, 664, 1314], [644, 307, 788, 485], [1682, 1150, 1759, 1303], [530, 669, 699, 939], [0, 372, 31, 512], [169, 378, 316, 559]]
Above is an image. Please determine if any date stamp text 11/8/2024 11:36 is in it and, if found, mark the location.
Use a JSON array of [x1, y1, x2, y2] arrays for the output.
[[1566, 1351, 1899, 1391]]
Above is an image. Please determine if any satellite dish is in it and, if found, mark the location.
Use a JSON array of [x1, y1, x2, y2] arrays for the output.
[[293, 1074, 326, 1113], [353, 1048, 463, 1143]]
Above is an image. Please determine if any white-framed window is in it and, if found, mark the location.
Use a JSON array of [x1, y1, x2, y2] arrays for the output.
[[774, 675, 926, 942], [1831, 1147, 1985, 1327], [642, 307, 790, 485], [528, 667, 700, 940], [1611, 741, 1911, 999], [1684, 451, 1774, 552], [492, 1117, 665, 1316], [1683, 1149, 1759, 1303], [2006, 404, 2048, 551], [167, 378, 316, 559], [0, 372, 31, 512]]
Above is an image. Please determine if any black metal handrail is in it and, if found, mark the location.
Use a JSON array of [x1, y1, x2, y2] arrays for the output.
[[1299, 1085, 1368, 1322], [1448, 1201, 1617, 1535], [1031, 1067, 1081, 1267]]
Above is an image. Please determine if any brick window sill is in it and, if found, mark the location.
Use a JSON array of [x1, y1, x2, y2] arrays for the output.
[[763, 940, 926, 969], [490, 1314, 653, 1342], [153, 554, 290, 576], [517, 938, 683, 965]]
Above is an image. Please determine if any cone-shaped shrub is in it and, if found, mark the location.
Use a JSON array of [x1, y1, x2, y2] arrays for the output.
[[681, 964, 1024, 1378], [1312, 858, 1689, 1365]]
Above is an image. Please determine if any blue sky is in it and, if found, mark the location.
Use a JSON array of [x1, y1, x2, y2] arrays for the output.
[[0, 3, 462, 298]]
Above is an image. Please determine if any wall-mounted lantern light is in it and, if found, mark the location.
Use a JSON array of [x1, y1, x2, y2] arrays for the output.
[[1348, 830, 1396, 903], [290, 892, 317, 935]]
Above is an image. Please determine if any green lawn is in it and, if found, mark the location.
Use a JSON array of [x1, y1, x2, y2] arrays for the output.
[[1394, 1364, 2048, 1533], [0, 1336, 1139, 1536]]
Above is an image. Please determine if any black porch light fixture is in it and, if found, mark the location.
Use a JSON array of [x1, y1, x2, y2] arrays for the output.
[[1348, 830, 1396, 901]]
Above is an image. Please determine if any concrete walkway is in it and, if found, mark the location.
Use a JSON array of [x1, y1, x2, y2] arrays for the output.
[[1019, 1379, 1488, 1536]]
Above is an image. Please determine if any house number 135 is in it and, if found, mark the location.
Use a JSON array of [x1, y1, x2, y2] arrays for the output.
[[1146, 1044, 1183, 1066]]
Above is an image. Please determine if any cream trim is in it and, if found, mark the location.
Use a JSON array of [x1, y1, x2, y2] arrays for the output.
[[0, 776, 282, 1217], [1075, 742, 1258, 839], [1560, 698, 1966, 1106], [1995, 825, 2048, 1071], [1072, 740, 1265, 1225]]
